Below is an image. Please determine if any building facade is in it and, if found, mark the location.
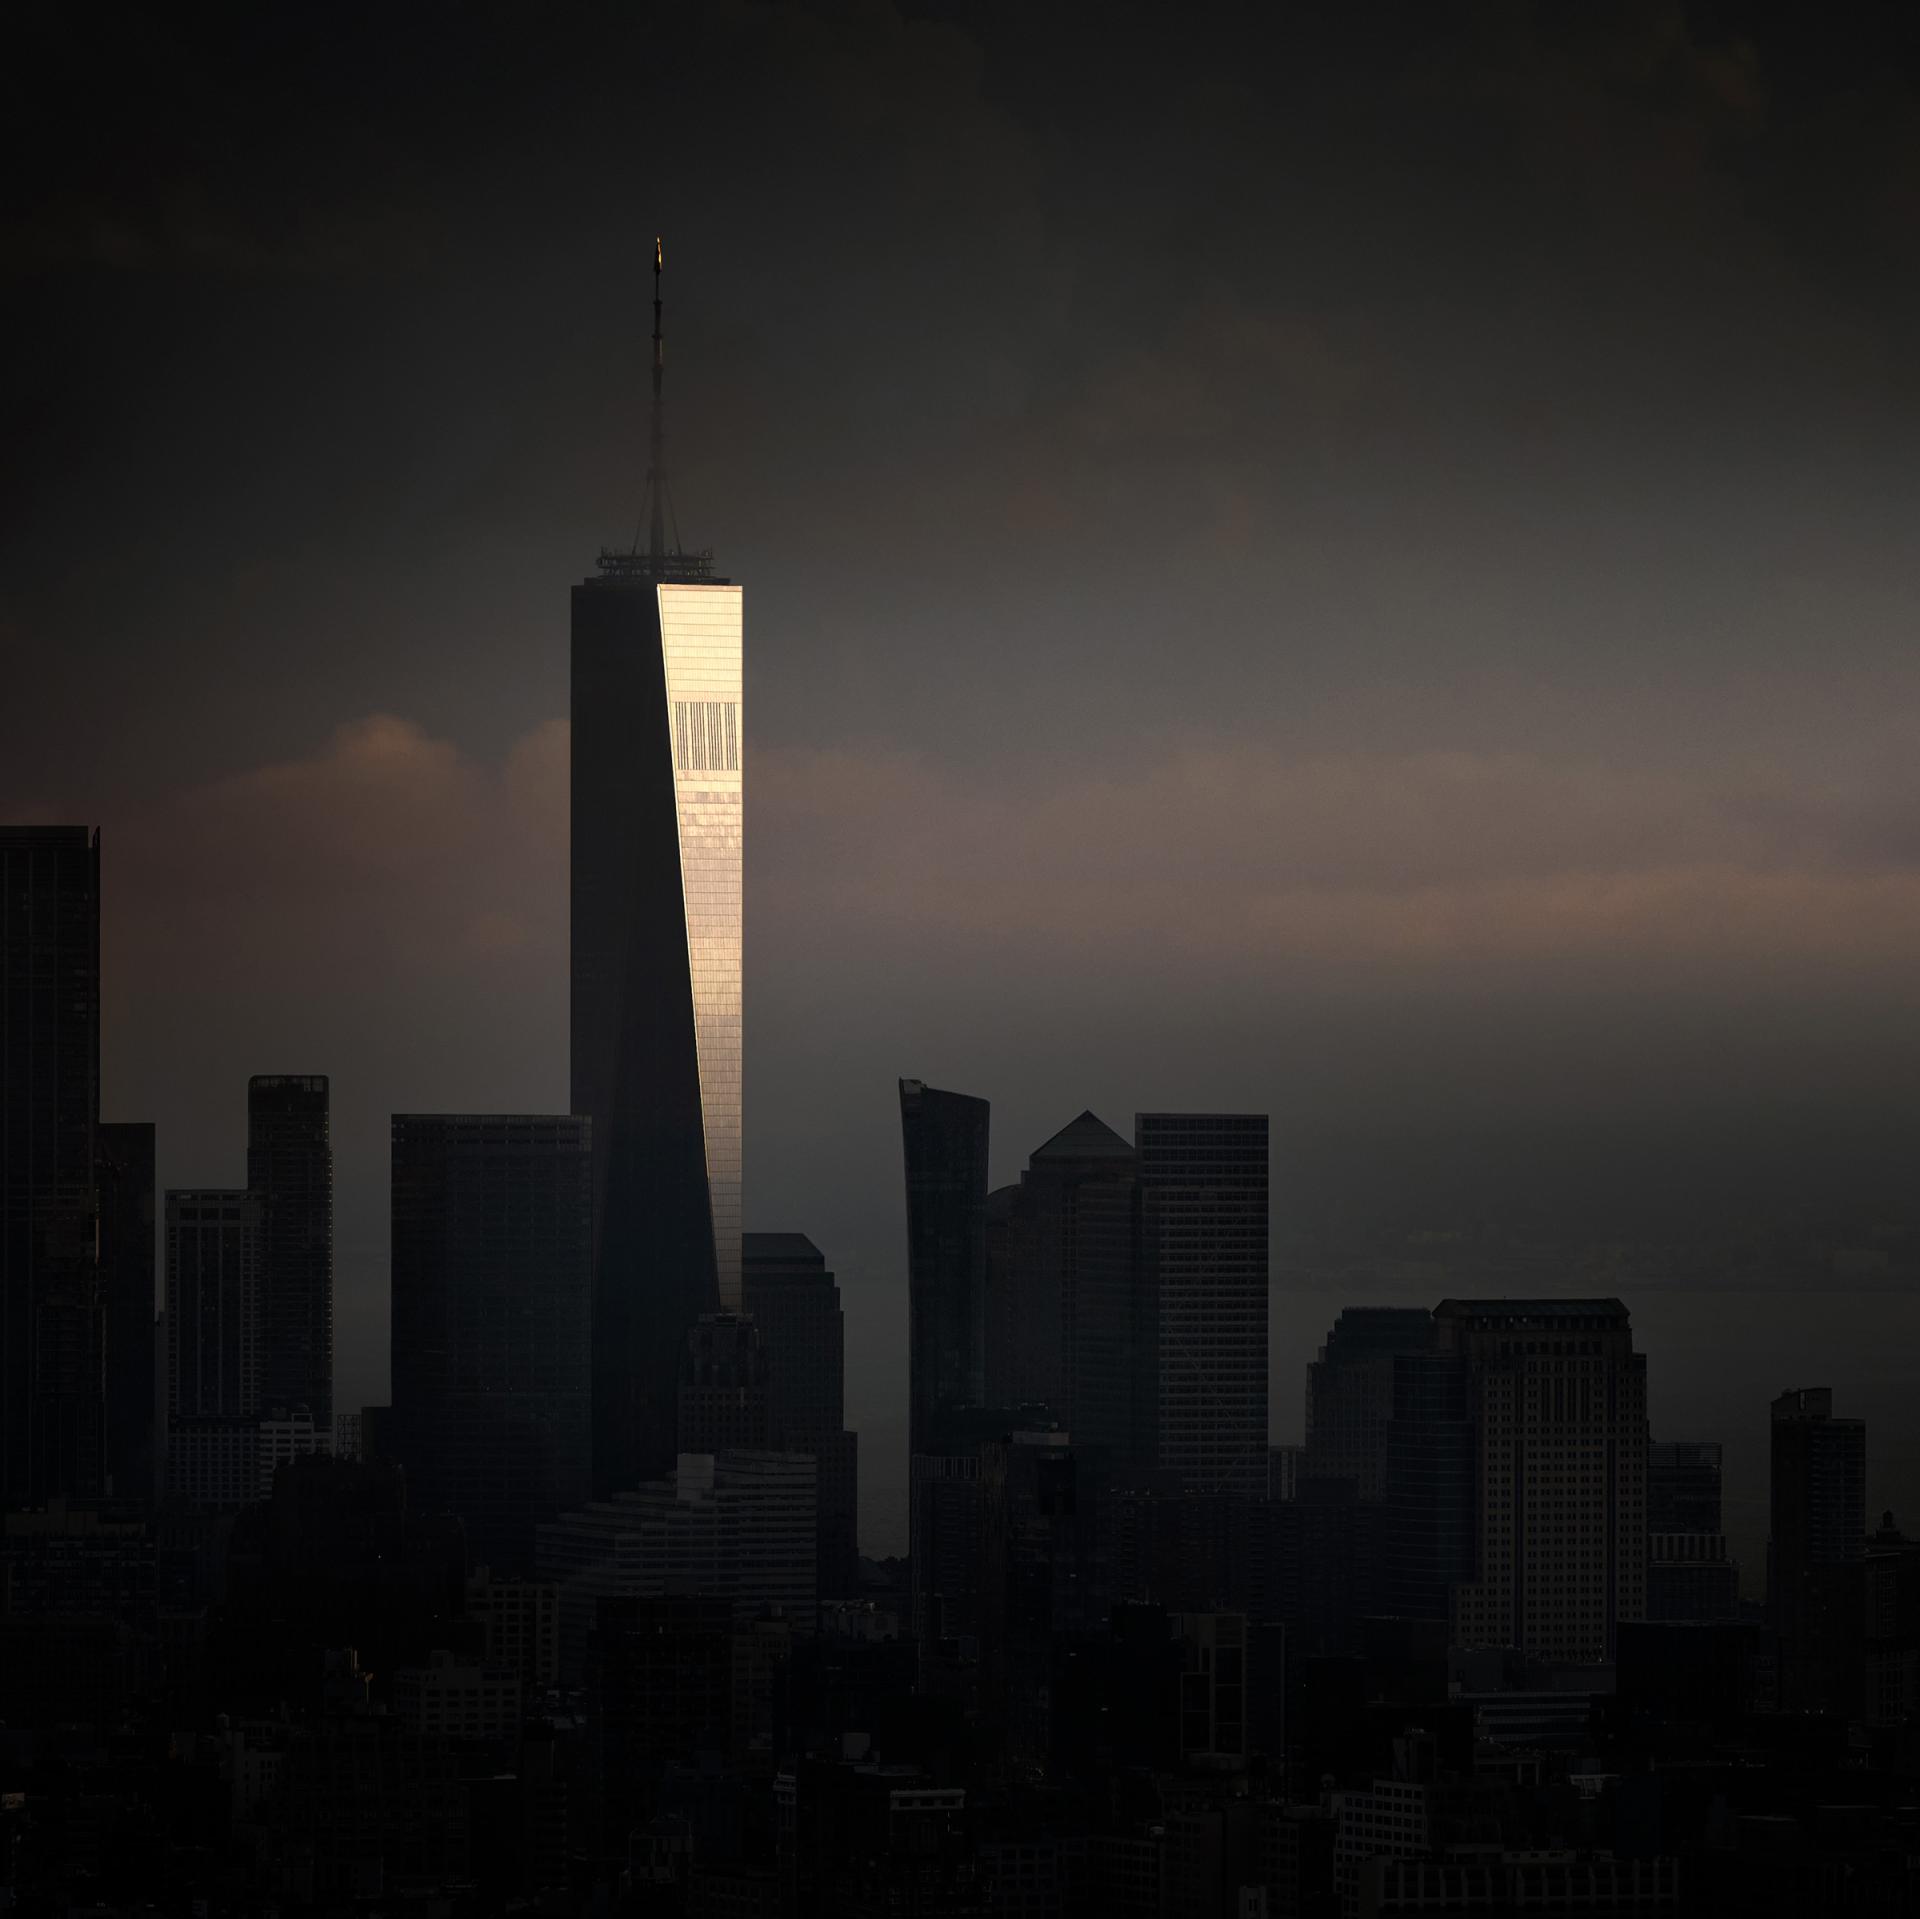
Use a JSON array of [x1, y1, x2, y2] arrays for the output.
[[899, 1079, 990, 1456], [987, 1111, 1146, 1463], [1306, 1307, 1433, 1500], [248, 1075, 333, 1432], [1770, 1386, 1866, 1710], [1, 827, 105, 1510], [1137, 1113, 1269, 1498], [389, 1113, 593, 1575], [573, 556, 743, 1496], [1437, 1298, 1648, 1663], [742, 1232, 860, 1596], [96, 1121, 156, 1508]]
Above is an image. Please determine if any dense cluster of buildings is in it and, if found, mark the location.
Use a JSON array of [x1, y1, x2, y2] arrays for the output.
[[6, 268, 1920, 1915]]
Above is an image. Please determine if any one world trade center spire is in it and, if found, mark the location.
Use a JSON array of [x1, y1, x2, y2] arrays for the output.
[[570, 238, 744, 1493]]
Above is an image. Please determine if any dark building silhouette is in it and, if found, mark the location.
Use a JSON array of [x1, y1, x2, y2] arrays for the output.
[[248, 1074, 334, 1431], [1380, 1348, 1476, 1627], [97, 1119, 156, 1507], [1648, 1439, 1724, 1535], [899, 1078, 989, 1455], [166, 1189, 256, 1420], [986, 1111, 1148, 1462], [742, 1231, 860, 1597], [1137, 1112, 1269, 1497], [220, 1453, 468, 1714], [677, 1313, 770, 1453], [163, 1186, 259, 1508], [1647, 1438, 1739, 1623], [389, 1113, 592, 1575], [1, 826, 104, 1510], [1305, 1306, 1432, 1499], [572, 256, 742, 1498], [1770, 1386, 1866, 1710], [1437, 1298, 1648, 1662], [900, 1079, 993, 1649]]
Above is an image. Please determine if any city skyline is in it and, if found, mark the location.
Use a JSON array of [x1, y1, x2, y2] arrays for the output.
[[11, 7, 1920, 1566], [13, 7, 1920, 1909]]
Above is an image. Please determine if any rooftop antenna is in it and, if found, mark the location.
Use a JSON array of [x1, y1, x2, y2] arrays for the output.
[[647, 236, 667, 563]]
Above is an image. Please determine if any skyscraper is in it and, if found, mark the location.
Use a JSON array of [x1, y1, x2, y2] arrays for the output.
[[1437, 1298, 1648, 1663], [899, 1079, 990, 1456], [677, 1314, 770, 1454], [1137, 1112, 1269, 1498], [248, 1075, 333, 1431], [986, 1111, 1146, 1462], [742, 1231, 860, 1595], [96, 1120, 156, 1508], [1305, 1307, 1433, 1500], [388, 1114, 593, 1574], [165, 1190, 258, 1422], [163, 1186, 260, 1508], [1770, 1387, 1866, 1708], [1, 827, 104, 1510], [574, 244, 743, 1495], [1379, 1348, 1475, 1627]]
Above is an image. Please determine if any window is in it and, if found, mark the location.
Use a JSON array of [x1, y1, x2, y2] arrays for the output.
[[673, 701, 740, 772]]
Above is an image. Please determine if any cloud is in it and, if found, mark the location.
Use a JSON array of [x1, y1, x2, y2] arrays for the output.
[[752, 737, 1920, 991], [109, 714, 566, 996]]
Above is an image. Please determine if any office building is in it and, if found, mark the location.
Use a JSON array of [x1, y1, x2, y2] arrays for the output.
[[389, 1113, 593, 1575], [248, 1075, 333, 1431], [163, 1187, 259, 1510], [742, 1231, 860, 1595], [899, 1079, 990, 1454], [1, 827, 105, 1509], [572, 249, 742, 1497], [986, 1111, 1146, 1462], [257, 1403, 326, 1497], [1770, 1388, 1867, 1612], [1305, 1306, 1432, 1499], [677, 1313, 770, 1453], [1137, 1112, 1269, 1498], [536, 1450, 815, 1681], [392, 1648, 523, 1744], [1379, 1349, 1476, 1627], [466, 1568, 562, 1692], [1438, 1298, 1648, 1663], [165, 1189, 258, 1424], [96, 1120, 156, 1507], [1647, 1439, 1738, 1622], [1770, 1386, 1866, 1710], [1649, 1439, 1725, 1535]]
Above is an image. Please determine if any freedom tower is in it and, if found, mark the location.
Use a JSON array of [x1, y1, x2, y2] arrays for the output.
[[572, 241, 743, 1494]]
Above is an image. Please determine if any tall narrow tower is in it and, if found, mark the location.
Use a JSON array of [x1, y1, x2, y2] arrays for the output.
[[573, 240, 744, 1495]]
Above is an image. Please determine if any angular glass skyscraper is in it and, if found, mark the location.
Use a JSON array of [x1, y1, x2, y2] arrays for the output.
[[573, 249, 743, 1495], [574, 562, 743, 1493]]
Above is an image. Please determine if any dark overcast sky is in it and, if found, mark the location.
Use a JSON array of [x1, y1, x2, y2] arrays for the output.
[[9, 0, 1920, 1555]]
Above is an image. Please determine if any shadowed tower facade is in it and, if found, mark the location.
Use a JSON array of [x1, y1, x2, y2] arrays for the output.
[[573, 241, 743, 1494]]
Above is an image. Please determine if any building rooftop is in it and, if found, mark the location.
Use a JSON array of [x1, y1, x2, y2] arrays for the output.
[[1031, 1110, 1134, 1163]]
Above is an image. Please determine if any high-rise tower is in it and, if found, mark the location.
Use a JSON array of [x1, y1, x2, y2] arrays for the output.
[[1, 827, 105, 1509], [248, 1075, 333, 1430], [899, 1080, 990, 1457], [389, 1113, 593, 1574], [574, 240, 743, 1494], [1138, 1111, 1269, 1498]]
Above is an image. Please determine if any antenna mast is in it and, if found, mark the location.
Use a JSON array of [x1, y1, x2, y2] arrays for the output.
[[648, 236, 667, 563]]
